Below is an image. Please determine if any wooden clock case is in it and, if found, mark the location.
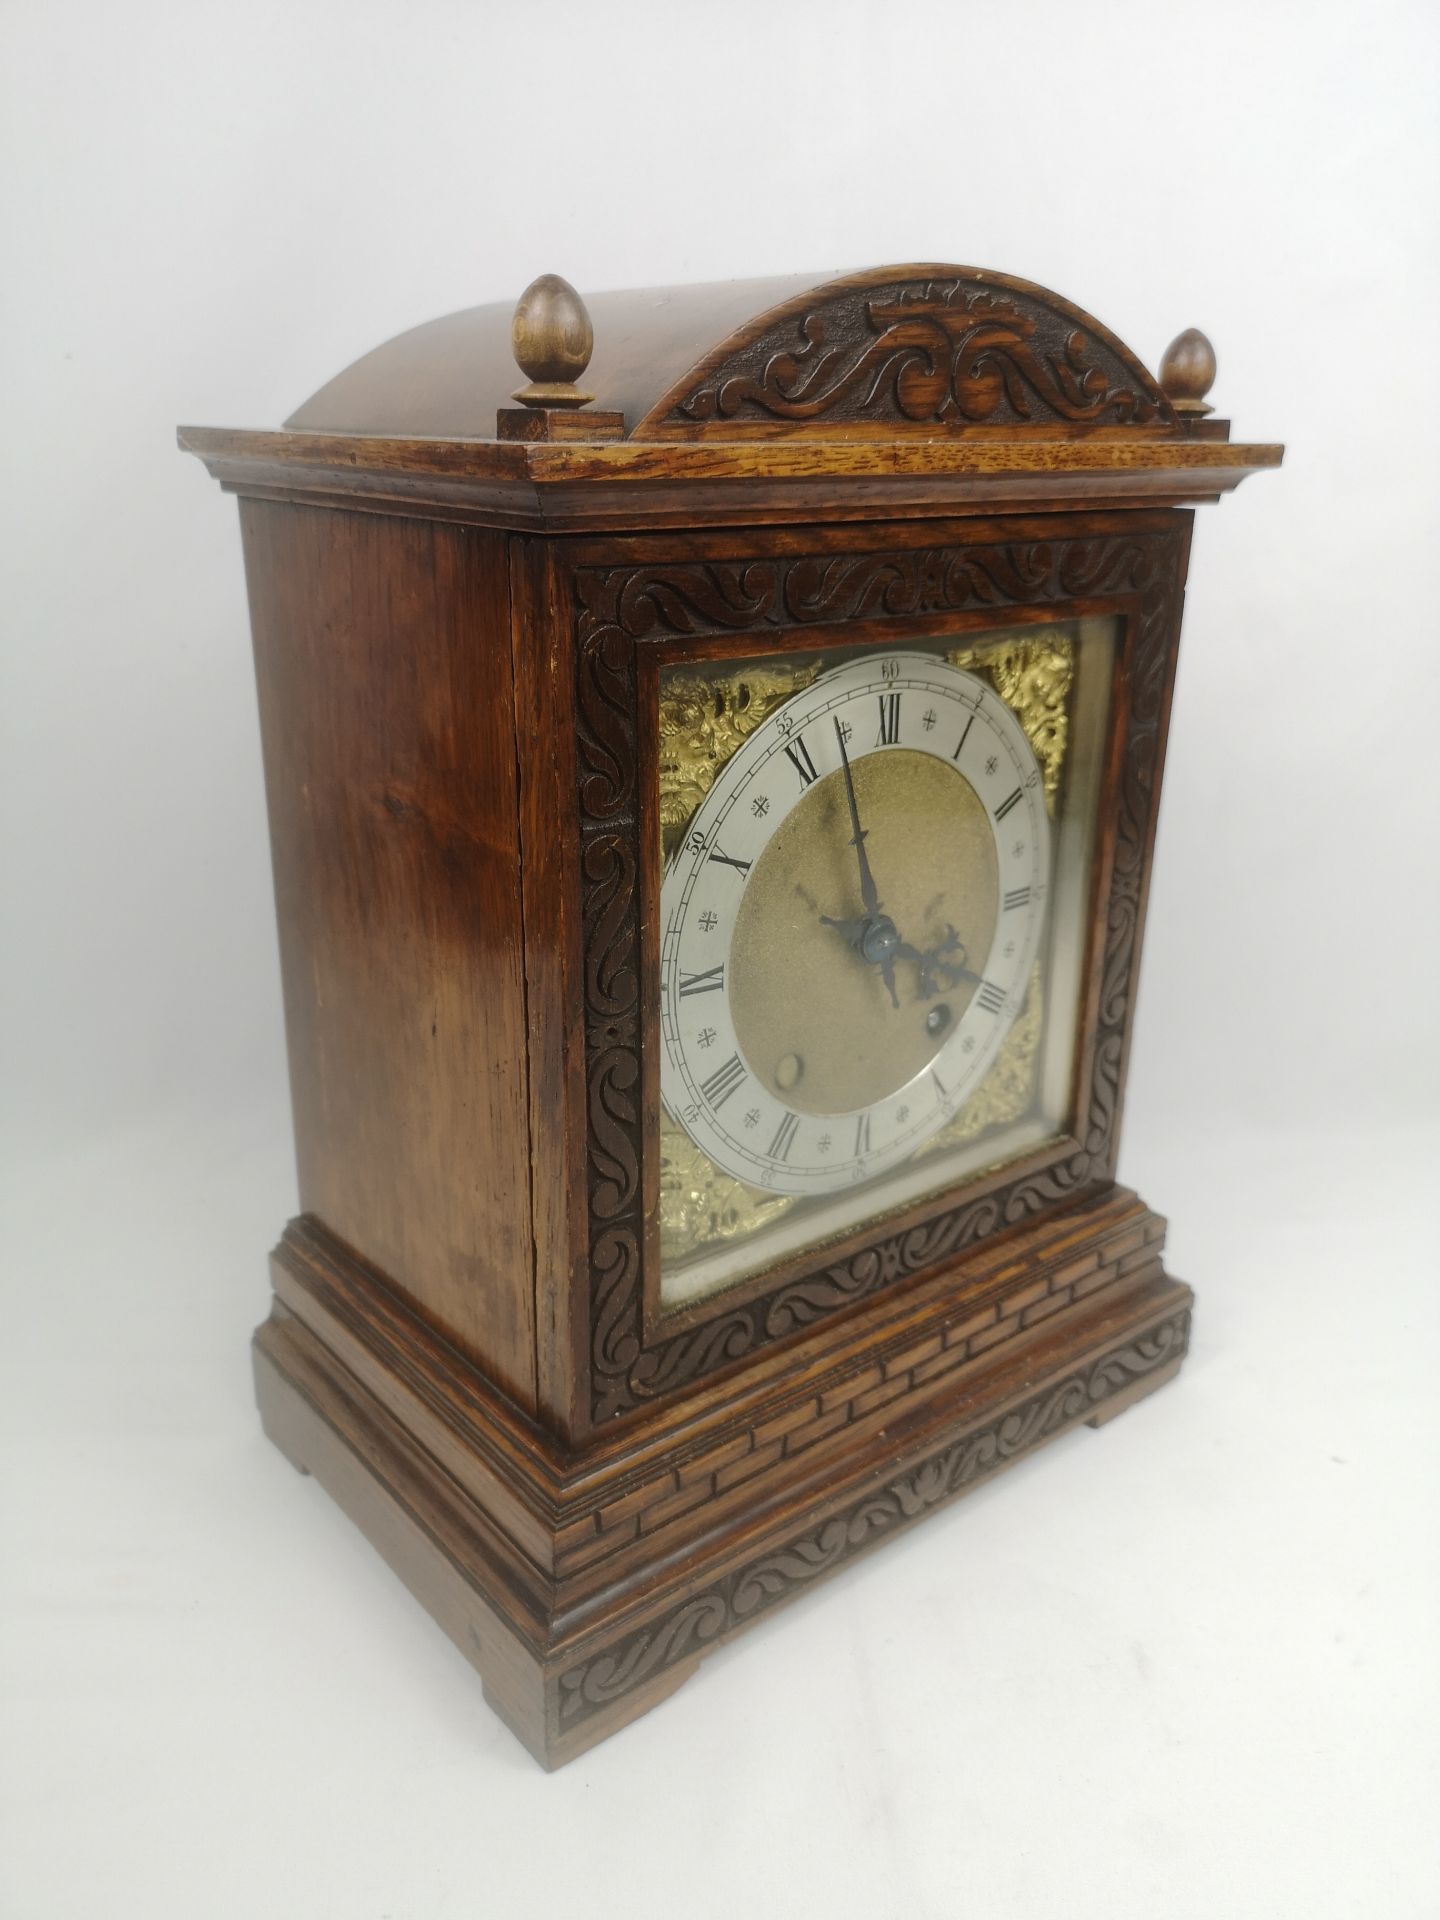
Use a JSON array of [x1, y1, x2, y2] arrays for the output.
[[180, 266, 1280, 1767]]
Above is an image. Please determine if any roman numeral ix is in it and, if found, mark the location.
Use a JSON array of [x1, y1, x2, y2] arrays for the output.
[[678, 965, 725, 997]]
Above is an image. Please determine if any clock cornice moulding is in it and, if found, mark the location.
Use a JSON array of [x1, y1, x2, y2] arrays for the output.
[[175, 423, 1282, 532]]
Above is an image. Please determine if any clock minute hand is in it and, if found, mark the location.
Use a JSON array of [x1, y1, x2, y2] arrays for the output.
[[832, 716, 882, 920], [829, 716, 899, 1010]]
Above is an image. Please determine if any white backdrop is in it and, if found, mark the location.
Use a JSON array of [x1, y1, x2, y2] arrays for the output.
[[3, 3, 1437, 1916]]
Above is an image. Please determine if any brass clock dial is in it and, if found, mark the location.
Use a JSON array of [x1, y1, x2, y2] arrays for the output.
[[660, 653, 1050, 1196]]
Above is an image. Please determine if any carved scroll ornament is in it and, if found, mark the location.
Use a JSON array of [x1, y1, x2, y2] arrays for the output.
[[639, 272, 1175, 436], [559, 1312, 1190, 1720]]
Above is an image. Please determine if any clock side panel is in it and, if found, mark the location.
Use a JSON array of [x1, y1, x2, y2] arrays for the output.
[[238, 501, 539, 1410]]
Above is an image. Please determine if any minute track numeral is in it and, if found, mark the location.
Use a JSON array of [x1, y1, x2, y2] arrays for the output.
[[708, 848, 751, 878], [783, 735, 819, 787], [769, 1111, 800, 1161], [993, 788, 1023, 822], [678, 964, 724, 997], [700, 1053, 747, 1109], [975, 980, 1007, 1015], [1003, 886, 1031, 911], [877, 691, 901, 746]]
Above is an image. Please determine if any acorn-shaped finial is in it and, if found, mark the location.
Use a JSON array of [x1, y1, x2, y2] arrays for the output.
[[1159, 327, 1217, 417], [511, 273, 594, 410]]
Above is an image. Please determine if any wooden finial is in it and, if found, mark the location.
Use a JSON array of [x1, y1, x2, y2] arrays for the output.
[[497, 274, 623, 441], [511, 273, 595, 409], [1159, 327, 1217, 418]]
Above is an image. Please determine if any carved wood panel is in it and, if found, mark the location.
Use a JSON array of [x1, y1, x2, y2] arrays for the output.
[[636, 270, 1176, 437], [573, 525, 1187, 1423]]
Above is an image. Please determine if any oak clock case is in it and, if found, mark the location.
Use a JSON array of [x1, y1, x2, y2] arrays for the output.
[[179, 267, 1280, 1768]]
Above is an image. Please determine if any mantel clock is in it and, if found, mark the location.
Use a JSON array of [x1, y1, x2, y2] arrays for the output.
[[181, 265, 1281, 1767]]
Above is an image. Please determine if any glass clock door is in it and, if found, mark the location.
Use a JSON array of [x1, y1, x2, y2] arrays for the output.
[[656, 615, 1116, 1309]]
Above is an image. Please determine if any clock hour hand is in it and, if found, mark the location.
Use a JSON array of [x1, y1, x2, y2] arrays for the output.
[[890, 924, 983, 1000]]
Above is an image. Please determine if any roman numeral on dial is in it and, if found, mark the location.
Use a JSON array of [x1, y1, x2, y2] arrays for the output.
[[1003, 886, 1031, 911], [700, 1053, 747, 1109], [854, 1112, 871, 1156], [993, 788, 1023, 822], [769, 1111, 800, 1161], [783, 735, 818, 787], [708, 848, 751, 878], [952, 714, 974, 761], [678, 964, 724, 997], [877, 691, 901, 745], [975, 980, 1007, 1014]]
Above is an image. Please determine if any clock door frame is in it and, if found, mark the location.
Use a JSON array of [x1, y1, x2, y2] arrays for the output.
[[539, 507, 1192, 1431]]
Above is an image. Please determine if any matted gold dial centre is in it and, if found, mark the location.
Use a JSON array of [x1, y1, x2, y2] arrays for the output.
[[729, 751, 998, 1115]]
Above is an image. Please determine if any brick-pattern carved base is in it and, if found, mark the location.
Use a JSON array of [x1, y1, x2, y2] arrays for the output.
[[254, 1187, 1191, 1768]]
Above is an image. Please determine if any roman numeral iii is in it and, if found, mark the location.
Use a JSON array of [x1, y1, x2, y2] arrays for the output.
[[1003, 886, 1031, 911], [976, 980, 1007, 1014]]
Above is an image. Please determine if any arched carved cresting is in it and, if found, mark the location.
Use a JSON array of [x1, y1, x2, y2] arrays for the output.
[[573, 522, 1188, 1425], [632, 267, 1178, 439]]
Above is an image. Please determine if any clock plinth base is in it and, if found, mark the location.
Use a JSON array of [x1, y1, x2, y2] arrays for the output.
[[253, 1191, 1191, 1769]]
